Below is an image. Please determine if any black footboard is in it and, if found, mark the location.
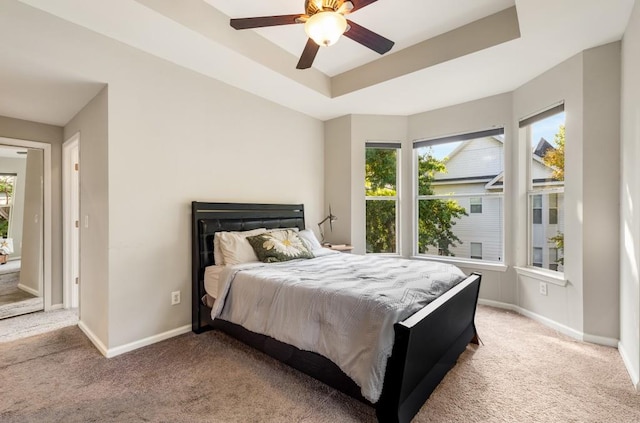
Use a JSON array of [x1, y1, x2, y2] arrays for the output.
[[376, 273, 481, 423]]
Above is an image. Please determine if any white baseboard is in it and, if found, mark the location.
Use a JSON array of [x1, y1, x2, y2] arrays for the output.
[[49, 303, 63, 310], [78, 321, 191, 358], [106, 325, 192, 358], [618, 341, 640, 391], [17, 283, 39, 296], [478, 299, 618, 347], [78, 320, 109, 357]]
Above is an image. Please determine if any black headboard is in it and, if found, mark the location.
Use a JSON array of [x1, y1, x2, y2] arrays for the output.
[[191, 202, 305, 333]]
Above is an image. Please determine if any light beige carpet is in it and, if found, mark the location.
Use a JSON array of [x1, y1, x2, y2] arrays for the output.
[[1, 305, 638, 422], [0, 308, 78, 342]]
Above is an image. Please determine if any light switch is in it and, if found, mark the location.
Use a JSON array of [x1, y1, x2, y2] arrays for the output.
[[84, 215, 89, 228]]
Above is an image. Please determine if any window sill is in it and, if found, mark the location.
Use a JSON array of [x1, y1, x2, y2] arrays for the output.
[[514, 266, 568, 286], [411, 255, 508, 272]]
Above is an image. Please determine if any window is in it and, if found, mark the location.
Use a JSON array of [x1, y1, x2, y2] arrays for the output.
[[532, 195, 542, 224], [0, 175, 17, 238], [470, 197, 482, 214], [549, 248, 558, 271], [470, 242, 482, 260], [414, 128, 504, 262], [548, 193, 558, 224], [521, 103, 565, 272], [533, 247, 543, 267], [365, 143, 400, 254]]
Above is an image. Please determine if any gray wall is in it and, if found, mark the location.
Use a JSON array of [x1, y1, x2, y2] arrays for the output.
[[5, 6, 325, 350], [0, 115, 63, 305], [19, 149, 44, 293], [63, 86, 109, 347], [323, 43, 622, 343], [620, 0, 640, 390]]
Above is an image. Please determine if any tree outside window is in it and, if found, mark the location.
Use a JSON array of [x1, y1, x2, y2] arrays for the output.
[[0, 175, 16, 237], [415, 129, 505, 262], [365, 145, 399, 254]]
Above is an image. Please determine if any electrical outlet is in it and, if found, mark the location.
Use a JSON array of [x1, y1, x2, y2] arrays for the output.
[[171, 290, 181, 305], [539, 282, 548, 296]]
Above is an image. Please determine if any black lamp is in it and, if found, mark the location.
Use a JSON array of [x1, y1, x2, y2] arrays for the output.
[[317, 205, 337, 243]]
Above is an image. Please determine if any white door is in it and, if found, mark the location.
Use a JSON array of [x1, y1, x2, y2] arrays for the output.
[[63, 134, 80, 309]]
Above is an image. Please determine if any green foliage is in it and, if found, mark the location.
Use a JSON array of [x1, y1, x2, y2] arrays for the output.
[[549, 232, 564, 265], [543, 125, 565, 181], [544, 125, 565, 267], [0, 176, 14, 238], [366, 200, 396, 253], [416, 151, 467, 255], [365, 147, 467, 255]]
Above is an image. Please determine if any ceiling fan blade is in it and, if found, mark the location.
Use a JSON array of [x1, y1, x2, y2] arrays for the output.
[[344, 20, 394, 55], [230, 14, 303, 30], [296, 38, 320, 69], [350, 0, 378, 13]]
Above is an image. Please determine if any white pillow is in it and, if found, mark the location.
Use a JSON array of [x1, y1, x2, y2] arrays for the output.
[[298, 229, 322, 251], [214, 228, 266, 265], [219, 228, 268, 265]]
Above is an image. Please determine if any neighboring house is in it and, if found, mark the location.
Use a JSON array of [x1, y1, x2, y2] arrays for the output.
[[428, 136, 564, 270]]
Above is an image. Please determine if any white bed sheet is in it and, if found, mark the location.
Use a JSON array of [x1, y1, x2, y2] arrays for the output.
[[204, 265, 226, 299]]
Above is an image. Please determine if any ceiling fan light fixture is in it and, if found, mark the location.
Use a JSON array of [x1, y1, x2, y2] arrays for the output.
[[304, 11, 347, 47]]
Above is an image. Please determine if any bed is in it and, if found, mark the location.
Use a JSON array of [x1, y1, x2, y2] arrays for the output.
[[191, 201, 481, 423]]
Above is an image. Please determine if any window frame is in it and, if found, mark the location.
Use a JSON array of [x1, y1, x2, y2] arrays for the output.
[[469, 197, 483, 214], [365, 142, 401, 255], [413, 127, 505, 263], [521, 103, 565, 273]]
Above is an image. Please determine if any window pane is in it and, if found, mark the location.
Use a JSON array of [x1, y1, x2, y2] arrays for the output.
[[530, 192, 564, 271], [528, 110, 565, 272], [366, 200, 396, 253], [533, 209, 542, 224], [531, 112, 565, 186], [533, 194, 542, 208], [415, 132, 504, 262], [418, 197, 502, 261], [470, 242, 482, 259], [470, 197, 482, 214], [533, 247, 543, 267], [366, 146, 399, 254], [365, 148, 397, 196]]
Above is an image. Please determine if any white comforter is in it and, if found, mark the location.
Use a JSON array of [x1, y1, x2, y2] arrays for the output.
[[211, 253, 466, 402]]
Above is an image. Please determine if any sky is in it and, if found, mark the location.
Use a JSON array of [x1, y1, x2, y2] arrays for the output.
[[532, 112, 565, 147]]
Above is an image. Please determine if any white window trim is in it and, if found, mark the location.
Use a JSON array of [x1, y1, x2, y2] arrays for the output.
[[514, 266, 568, 287], [365, 143, 401, 255], [412, 255, 508, 272]]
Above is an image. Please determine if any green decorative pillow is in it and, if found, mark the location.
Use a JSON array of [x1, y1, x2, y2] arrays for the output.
[[247, 229, 314, 263]]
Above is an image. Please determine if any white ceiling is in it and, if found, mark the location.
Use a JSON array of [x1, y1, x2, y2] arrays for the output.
[[1, 0, 636, 126], [205, 0, 516, 76]]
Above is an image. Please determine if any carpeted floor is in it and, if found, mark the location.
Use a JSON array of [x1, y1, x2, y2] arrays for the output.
[[1, 305, 638, 422], [0, 308, 78, 343], [0, 261, 44, 319]]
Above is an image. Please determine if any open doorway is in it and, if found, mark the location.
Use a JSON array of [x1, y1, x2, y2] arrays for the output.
[[63, 133, 79, 310]]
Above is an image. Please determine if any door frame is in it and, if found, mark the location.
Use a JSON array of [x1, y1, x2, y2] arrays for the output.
[[63, 132, 80, 309], [0, 136, 51, 310]]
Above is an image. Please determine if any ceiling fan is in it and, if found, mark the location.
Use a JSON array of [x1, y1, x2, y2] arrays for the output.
[[229, 0, 395, 70]]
